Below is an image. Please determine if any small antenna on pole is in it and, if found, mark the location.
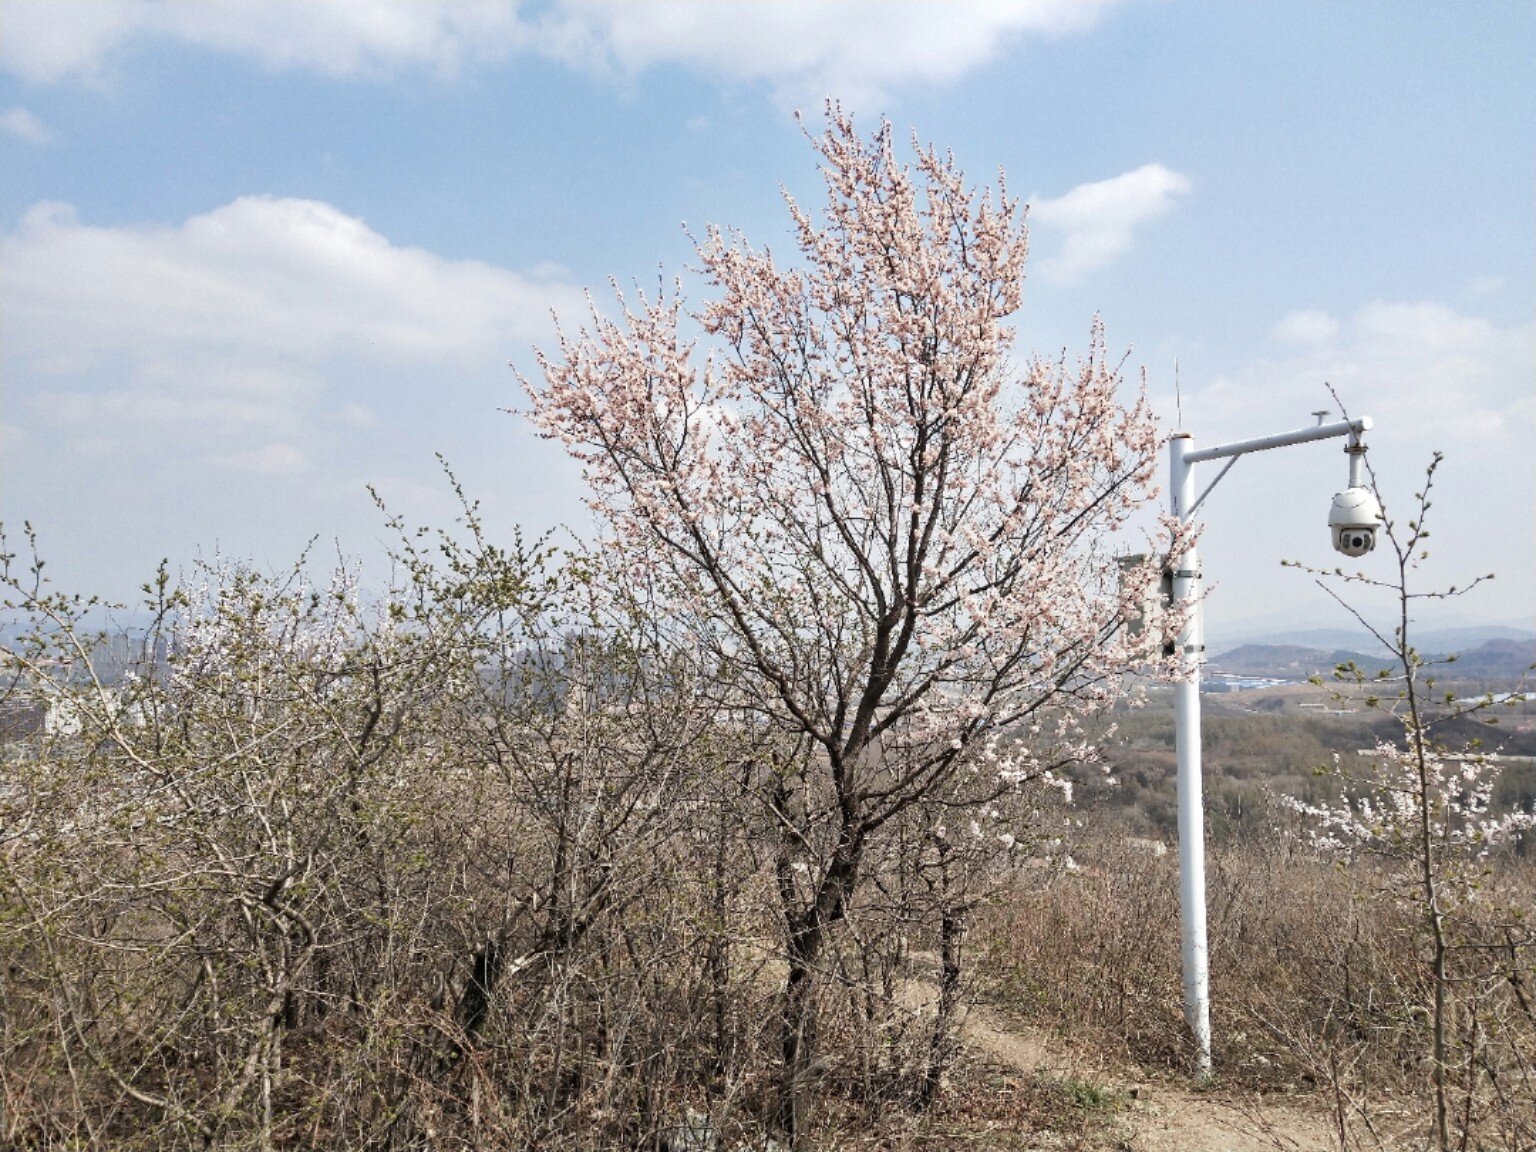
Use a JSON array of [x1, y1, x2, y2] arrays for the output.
[[1313, 409, 1330, 426], [1175, 359, 1184, 430]]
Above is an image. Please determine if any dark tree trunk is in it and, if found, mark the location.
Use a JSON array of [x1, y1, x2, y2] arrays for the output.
[[919, 897, 964, 1108], [777, 827, 864, 1148], [456, 927, 511, 1043]]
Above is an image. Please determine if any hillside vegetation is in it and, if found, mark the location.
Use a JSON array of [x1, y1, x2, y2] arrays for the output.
[[1077, 685, 1536, 846]]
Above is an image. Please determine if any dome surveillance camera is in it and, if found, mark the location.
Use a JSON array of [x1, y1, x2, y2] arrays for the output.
[[1328, 486, 1383, 557]]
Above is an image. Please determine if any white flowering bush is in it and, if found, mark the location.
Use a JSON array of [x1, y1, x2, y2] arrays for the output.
[[1287, 740, 1532, 863]]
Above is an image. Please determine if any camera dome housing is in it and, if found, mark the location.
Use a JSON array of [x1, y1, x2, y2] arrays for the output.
[[1328, 486, 1383, 557]]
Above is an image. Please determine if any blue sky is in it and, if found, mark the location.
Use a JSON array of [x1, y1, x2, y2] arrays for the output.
[[2, 1, 1532, 635]]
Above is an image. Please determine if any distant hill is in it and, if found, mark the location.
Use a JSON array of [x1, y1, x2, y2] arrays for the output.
[[1443, 638, 1536, 679], [1218, 623, 1536, 655], [1208, 644, 1395, 678], [1209, 638, 1536, 681]]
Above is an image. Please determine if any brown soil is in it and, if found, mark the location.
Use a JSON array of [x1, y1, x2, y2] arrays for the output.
[[902, 972, 1338, 1152]]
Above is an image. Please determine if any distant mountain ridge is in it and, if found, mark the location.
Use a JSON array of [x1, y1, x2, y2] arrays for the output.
[[1209, 638, 1536, 680], [1217, 623, 1536, 655]]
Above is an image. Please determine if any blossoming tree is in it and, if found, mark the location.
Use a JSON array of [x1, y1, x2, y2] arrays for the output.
[[525, 109, 1163, 1138]]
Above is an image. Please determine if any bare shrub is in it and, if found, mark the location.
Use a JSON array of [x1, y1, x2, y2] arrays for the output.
[[5, 499, 1084, 1148], [974, 807, 1536, 1149]]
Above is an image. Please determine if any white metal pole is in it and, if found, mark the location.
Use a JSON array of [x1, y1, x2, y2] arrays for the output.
[[1347, 426, 1366, 487], [1163, 413, 1372, 1081], [1169, 433, 1212, 1079]]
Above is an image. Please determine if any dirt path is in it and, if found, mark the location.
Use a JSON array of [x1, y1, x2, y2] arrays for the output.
[[902, 974, 1336, 1152]]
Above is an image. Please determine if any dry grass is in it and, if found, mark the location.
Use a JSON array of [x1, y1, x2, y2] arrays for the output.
[[972, 818, 1536, 1149]]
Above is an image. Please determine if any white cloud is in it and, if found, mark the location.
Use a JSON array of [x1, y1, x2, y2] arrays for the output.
[[1, 0, 1119, 102], [537, 0, 1120, 105], [1030, 163, 1191, 282], [3, 196, 585, 451], [337, 402, 377, 429], [1353, 301, 1494, 355], [1464, 275, 1506, 300], [219, 443, 309, 476], [1271, 309, 1340, 346], [28, 381, 304, 438], [7, 197, 579, 371], [0, 0, 528, 83], [1185, 301, 1534, 447], [0, 105, 52, 143]]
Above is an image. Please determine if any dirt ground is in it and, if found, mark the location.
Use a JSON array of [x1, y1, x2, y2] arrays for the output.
[[907, 975, 1338, 1152]]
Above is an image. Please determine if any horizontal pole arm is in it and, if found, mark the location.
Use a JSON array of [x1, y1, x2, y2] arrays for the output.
[[1182, 416, 1371, 464]]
